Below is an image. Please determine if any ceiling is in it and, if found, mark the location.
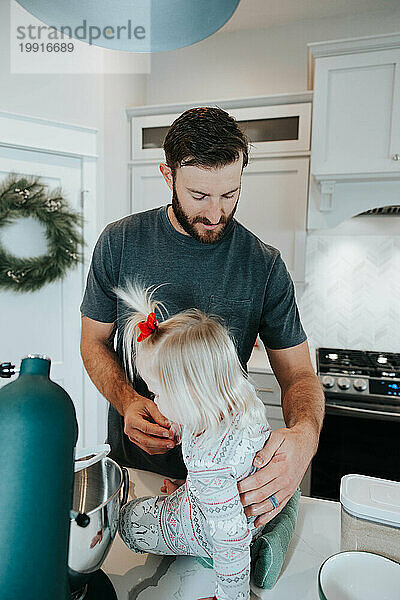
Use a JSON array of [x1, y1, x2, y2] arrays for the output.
[[220, 0, 400, 33]]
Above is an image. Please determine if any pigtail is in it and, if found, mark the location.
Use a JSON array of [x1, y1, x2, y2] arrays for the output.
[[113, 280, 168, 382]]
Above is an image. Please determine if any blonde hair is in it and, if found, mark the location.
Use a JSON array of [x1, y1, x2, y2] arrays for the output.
[[115, 280, 266, 436]]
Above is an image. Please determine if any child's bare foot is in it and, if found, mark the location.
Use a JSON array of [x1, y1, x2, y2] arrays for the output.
[[160, 478, 185, 495]]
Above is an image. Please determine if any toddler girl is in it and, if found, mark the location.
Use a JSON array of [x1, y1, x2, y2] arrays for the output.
[[117, 282, 272, 600]]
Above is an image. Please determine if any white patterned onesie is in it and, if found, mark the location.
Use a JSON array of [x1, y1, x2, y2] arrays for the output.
[[119, 410, 271, 600]]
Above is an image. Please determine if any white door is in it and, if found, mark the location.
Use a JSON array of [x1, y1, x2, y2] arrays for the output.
[[0, 147, 86, 445]]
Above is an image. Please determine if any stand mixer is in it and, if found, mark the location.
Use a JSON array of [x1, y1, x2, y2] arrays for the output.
[[0, 355, 128, 600]]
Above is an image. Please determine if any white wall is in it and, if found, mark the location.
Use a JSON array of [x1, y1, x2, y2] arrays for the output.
[[103, 73, 146, 225], [298, 216, 400, 353], [145, 8, 400, 104]]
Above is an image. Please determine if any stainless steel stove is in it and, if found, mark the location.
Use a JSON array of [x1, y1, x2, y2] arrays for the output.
[[317, 347, 400, 419], [311, 347, 400, 501]]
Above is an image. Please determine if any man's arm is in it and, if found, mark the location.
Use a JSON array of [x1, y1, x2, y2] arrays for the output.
[[80, 315, 175, 454], [269, 340, 325, 440], [81, 315, 135, 416], [238, 340, 325, 526]]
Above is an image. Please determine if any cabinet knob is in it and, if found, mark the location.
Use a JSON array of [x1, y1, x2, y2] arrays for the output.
[[392, 153, 400, 161]]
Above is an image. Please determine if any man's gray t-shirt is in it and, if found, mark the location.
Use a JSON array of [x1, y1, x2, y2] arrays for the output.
[[80, 205, 307, 478]]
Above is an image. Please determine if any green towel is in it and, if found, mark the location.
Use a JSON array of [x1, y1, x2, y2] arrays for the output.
[[195, 487, 301, 590], [251, 487, 301, 589]]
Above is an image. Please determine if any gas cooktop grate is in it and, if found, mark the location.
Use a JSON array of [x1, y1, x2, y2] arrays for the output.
[[317, 348, 400, 378]]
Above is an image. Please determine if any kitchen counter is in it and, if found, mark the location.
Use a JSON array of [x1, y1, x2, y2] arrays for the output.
[[248, 344, 274, 374], [103, 468, 340, 600], [248, 342, 317, 375]]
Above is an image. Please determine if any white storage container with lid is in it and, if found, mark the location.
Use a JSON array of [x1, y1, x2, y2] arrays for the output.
[[340, 474, 400, 563]]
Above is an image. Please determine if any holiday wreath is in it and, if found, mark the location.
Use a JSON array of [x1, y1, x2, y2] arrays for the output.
[[0, 174, 84, 293]]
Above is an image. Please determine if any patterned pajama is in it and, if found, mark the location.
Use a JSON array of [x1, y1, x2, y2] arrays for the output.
[[119, 411, 271, 600]]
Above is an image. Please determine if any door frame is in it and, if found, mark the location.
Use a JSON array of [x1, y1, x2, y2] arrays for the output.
[[0, 110, 99, 447]]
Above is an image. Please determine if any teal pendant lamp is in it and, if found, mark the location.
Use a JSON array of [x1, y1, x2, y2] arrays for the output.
[[15, 0, 241, 52]]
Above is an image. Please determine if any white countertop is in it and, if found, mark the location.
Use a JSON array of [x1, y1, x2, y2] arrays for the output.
[[247, 342, 317, 375], [248, 344, 274, 374], [103, 468, 340, 600]]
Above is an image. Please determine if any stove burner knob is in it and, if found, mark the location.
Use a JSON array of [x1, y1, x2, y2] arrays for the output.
[[321, 375, 335, 389], [337, 377, 351, 390], [353, 378, 367, 392]]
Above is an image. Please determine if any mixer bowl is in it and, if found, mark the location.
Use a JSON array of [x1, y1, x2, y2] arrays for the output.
[[68, 456, 129, 591]]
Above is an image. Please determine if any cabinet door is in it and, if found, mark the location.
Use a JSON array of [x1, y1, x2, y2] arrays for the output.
[[229, 103, 311, 155], [264, 403, 311, 496], [131, 163, 171, 213], [250, 371, 281, 406], [236, 157, 309, 282], [131, 103, 311, 161], [265, 404, 285, 431], [131, 112, 181, 161], [311, 49, 400, 175]]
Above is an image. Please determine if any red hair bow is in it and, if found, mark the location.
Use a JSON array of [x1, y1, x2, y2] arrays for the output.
[[137, 312, 157, 342]]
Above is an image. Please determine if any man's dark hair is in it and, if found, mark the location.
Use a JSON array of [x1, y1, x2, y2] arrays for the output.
[[163, 107, 249, 175]]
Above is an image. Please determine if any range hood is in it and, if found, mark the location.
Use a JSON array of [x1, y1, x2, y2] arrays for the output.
[[306, 32, 400, 231], [307, 177, 400, 230], [361, 205, 400, 215]]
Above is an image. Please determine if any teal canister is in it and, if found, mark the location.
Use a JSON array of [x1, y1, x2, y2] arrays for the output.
[[0, 354, 78, 600]]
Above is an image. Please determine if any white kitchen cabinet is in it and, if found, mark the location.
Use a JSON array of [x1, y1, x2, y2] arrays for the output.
[[308, 34, 400, 179], [128, 95, 312, 162], [265, 404, 285, 430], [236, 157, 309, 284], [229, 103, 311, 156], [307, 33, 400, 229], [249, 369, 311, 496], [249, 371, 281, 406], [311, 49, 400, 177], [130, 162, 170, 214], [131, 111, 182, 161]]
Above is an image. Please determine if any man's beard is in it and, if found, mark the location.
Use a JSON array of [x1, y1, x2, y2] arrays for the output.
[[171, 183, 238, 245]]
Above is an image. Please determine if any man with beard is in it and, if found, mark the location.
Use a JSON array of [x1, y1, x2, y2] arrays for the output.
[[80, 107, 324, 527]]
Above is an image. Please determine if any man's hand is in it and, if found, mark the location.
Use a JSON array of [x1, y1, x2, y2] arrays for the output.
[[123, 395, 177, 455], [237, 422, 318, 527]]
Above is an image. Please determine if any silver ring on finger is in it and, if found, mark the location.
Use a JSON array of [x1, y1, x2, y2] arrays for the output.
[[268, 494, 279, 509]]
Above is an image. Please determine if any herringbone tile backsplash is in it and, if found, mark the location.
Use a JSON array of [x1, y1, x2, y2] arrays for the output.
[[298, 217, 400, 353]]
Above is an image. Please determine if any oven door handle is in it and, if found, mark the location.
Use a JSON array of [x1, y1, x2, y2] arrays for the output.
[[326, 403, 400, 419]]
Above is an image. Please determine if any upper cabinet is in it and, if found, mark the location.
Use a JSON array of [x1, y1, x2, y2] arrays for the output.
[[228, 104, 311, 155], [236, 156, 309, 284], [128, 94, 312, 162], [131, 111, 181, 161], [307, 33, 400, 229], [311, 49, 400, 177]]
